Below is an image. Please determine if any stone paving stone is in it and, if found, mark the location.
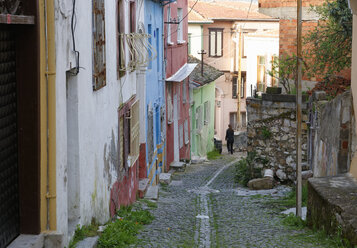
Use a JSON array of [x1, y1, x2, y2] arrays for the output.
[[134, 155, 338, 248]]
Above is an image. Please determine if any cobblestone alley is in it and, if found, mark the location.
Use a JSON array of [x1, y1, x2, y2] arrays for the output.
[[135, 153, 340, 248]]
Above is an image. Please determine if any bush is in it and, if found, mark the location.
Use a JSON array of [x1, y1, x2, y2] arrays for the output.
[[234, 152, 265, 186]]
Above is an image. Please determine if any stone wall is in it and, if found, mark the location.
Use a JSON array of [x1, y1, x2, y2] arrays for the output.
[[308, 91, 356, 177], [246, 94, 308, 181]]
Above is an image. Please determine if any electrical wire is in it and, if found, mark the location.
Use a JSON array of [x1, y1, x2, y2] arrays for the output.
[[164, 0, 199, 40], [70, 0, 80, 75]]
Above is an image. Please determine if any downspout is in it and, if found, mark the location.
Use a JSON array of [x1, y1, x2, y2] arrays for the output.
[[44, 0, 57, 231]]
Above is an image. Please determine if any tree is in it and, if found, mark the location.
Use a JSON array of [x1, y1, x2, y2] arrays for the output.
[[304, 0, 352, 78], [268, 54, 306, 94]]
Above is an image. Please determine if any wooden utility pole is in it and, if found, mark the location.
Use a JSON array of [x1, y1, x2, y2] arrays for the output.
[[198, 50, 207, 76], [237, 26, 242, 130], [296, 0, 303, 218]]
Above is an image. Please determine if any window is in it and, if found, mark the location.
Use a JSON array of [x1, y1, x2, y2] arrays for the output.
[[167, 84, 173, 123], [179, 124, 184, 148], [232, 77, 237, 99], [93, 0, 106, 90], [209, 28, 223, 57], [257, 56, 266, 92], [183, 79, 187, 103], [196, 106, 203, 131], [177, 8, 183, 42], [184, 119, 189, 144], [204, 101, 210, 125], [167, 6, 172, 44], [241, 76, 245, 98], [119, 99, 140, 169], [271, 56, 278, 87], [148, 24, 152, 69], [188, 33, 192, 54], [117, 0, 125, 77], [156, 28, 160, 72], [229, 112, 237, 130], [147, 104, 154, 164], [130, 1, 136, 33], [241, 112, 247, 127]]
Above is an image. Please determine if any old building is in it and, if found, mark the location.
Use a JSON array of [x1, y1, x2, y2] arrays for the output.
[[188, 1, 279, 143], [188, 56, 223, 159], [164, 0, 196, 170]]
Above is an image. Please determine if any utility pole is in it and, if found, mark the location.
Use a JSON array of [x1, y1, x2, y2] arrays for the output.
[[198, 50, 207, 76], [237, 26, 242, 130], [296, 0, 303, 218]]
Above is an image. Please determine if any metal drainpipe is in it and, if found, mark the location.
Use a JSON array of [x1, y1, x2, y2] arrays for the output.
[[44, 0, 57, 231]]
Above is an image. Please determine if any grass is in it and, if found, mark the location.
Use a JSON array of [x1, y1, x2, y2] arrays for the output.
[[139, 199, 158, 209], [207, 149, 221, 160], [97, 206, 154, 248], [68, 221, 99, 248], [267, 184, 308, 211], [281, 214, 350, 247]]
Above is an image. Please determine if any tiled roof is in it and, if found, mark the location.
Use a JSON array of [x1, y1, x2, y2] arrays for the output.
[[188, 1, 273, 21], [188, 55, 224, 85], [188, 9, 212, 23]]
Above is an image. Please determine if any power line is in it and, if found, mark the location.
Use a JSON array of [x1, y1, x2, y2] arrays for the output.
[[164, 0, 199, 40]]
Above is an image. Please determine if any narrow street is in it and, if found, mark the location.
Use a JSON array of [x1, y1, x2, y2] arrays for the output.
[[135, 153, 334, 248]]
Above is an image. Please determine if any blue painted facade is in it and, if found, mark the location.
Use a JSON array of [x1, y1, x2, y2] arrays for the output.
[[144, 0, 165, 185]]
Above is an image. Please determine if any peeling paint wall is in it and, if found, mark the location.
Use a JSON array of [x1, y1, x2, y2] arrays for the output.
[[145, 1, 165, 185], [55, 0, 141, 244], [309, 91, 356, 177]]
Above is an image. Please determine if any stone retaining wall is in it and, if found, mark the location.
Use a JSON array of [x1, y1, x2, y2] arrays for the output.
[[308, 91, 356, 177], [246, 94, 308, 181]]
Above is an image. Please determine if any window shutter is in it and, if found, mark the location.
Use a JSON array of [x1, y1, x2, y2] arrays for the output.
[[124, 109, 130, 168], [93, 0, 106, 90], [130, 100, 140, 166]]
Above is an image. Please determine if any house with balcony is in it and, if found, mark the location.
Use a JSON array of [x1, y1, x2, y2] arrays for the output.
[[188, 1, 279, 143], [164, 0, 197, 170]]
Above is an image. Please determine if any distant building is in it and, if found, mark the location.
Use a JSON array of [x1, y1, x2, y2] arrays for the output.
[[188, 56, 223, 159], [143, 0, 165, 186], [164, 0, 196, 169], [188, 1, 279, 142]]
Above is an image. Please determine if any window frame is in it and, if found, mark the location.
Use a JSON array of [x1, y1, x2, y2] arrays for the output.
[[209, 28, 223, 57], [232, 77, 237, 99], [117, 0, 126, 78], [177, 8, 183, 43]]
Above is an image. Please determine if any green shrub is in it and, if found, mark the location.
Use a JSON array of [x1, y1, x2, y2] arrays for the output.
[[234, 152, 264, 186], [98, 206, 154, 248]]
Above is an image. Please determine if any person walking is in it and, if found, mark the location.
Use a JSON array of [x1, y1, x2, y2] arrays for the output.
[[225, 124, 234, 154]]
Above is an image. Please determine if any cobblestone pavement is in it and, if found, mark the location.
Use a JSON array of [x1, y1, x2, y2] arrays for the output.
[[136, 153, 337, 248]]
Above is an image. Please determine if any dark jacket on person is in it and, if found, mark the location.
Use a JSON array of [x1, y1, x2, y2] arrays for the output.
[[225, 128, 234, 143]]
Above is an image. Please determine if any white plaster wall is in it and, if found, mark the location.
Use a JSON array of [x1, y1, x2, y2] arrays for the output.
[[245, 36, 279, 97], [55, 0, 140, 244], [188, 24, 202, 59]]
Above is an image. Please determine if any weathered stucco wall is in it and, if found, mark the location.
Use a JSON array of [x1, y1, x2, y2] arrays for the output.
[[55, 0, 141, 244], [246, 95, 308, 181], [309, 91, 356, 177]]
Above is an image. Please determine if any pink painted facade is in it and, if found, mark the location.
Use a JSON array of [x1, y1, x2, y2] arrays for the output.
[[164, 0, 191, 170]]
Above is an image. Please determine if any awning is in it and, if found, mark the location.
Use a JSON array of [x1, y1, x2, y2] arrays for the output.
[[166, 63, 197, 82]]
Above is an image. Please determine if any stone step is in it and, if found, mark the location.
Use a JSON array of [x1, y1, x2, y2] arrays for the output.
[[8, 235, 44, 248], [170, 161, 186, 172], [159, 173, 172, 185], [144, 185, 159, 201], [138, 178, 150, 198], [76, 236, 99, 248]]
